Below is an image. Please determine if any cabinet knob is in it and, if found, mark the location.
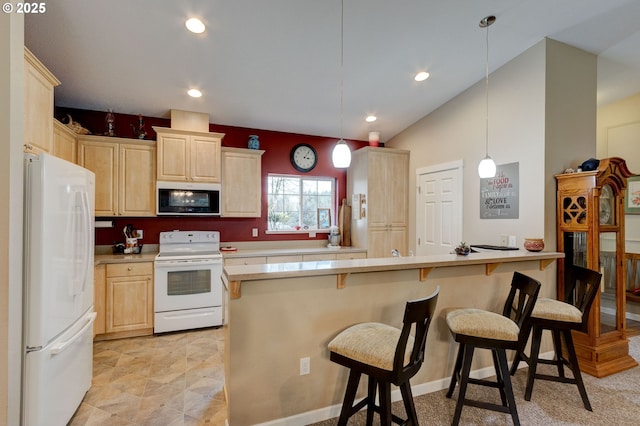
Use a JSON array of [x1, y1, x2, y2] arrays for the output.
[[128, 267, 133, 271]]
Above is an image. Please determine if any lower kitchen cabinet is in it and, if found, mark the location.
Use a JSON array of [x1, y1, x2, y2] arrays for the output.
[[94, 262, 154, 340], [93, 264, 106, 336]]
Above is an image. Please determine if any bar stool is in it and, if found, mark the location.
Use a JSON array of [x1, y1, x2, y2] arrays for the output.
[[510, 265, 602, 410], [328, 287, 439, 425], [445, 272, 541, 426]]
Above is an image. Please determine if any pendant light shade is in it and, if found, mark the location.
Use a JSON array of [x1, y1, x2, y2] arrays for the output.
[[478, 15, 496, 178], [478, 155, 496, 178], [332, 140, 351, 168], [332, 0, 351, 168]]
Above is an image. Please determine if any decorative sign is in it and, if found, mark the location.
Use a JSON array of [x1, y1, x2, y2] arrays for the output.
[[480, 162, 519, 219]]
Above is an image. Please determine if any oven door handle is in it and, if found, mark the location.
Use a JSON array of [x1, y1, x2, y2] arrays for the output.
[[155, 258, 222, 267]]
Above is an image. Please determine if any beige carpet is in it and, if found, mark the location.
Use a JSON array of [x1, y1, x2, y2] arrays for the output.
[[311, 335, 640, 425]]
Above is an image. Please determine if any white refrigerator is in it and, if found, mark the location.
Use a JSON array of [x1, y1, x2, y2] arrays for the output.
[[23, 153, 96, 426]]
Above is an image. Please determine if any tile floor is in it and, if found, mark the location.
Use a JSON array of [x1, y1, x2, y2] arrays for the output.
[[69, 327, 227, 425]]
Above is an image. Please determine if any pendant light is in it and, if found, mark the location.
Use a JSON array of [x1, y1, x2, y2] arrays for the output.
[[332, 0, 352, 168], [478, 15, 497, 179]]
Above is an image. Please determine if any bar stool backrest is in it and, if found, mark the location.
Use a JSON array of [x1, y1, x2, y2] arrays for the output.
[[503, 272, 541, 350], [564, 265, 602, 331], [393, 286, 440, 384]]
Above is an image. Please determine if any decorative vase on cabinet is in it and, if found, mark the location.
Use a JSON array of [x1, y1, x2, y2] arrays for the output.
[[248, 135, 260, 150]]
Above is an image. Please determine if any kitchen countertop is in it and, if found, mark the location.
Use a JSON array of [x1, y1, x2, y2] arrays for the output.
[[94, 253, 157, 265], [223, 250, 564, 298], [220, 246, 366, 258]]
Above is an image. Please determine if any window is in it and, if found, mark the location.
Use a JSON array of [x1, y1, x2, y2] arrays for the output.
[[267, 174, 335, 231]]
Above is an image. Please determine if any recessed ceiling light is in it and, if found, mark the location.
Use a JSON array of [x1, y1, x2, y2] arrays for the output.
[[414, 71, 430, 82], [365, 115, 377, 123], [187, 88, 202, 98], [185, 18, 205, 34]]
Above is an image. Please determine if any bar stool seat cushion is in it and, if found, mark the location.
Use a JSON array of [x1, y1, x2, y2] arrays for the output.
[[532, 298, 582, 323], [328, 322, 414, 371], [446, 308, 519, 341]]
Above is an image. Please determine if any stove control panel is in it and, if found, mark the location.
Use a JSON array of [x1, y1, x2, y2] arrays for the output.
[[159, 230, 220, 244]]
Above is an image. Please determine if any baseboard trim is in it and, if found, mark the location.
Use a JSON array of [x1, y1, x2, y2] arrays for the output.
[[253, 351, 553, 426]]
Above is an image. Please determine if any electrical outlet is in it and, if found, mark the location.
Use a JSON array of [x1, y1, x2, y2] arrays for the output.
[[508, 235, 517, 247], [500, 235, 508, 246], [252, 228, 258, 237], [300, 357, 310, 375], [136, 230, 143, 239]]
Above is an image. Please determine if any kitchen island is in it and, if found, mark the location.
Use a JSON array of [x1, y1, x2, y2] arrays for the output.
[[222, 250, 563, 425]]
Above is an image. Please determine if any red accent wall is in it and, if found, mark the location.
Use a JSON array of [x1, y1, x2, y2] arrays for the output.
[[56, 107, 369, 245]]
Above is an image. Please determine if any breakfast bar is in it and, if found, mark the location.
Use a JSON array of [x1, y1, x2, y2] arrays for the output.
[[222, 250, 563, 425]]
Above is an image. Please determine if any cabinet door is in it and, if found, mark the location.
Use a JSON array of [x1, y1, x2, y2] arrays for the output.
[[24, 51, 58, 154], [53, 120, 77, 163], [94, 264, 106, 336], [78, 140, 118, 216], [106, 275, 153, 333], [157, 133, 189, 181], [221, 148, 263, 217], [191, 135, 221, 182], [367, 227, 389, 259], [367, 152, 388, 228], [119, 143, 156, 216], [386, 152, 409, 227], [388, 226, 408, 256]]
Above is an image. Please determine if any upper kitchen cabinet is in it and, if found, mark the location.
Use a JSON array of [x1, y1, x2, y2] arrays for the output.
[[348, 147, 410, 258], [221, 147, 264, 217], [53, 119, 77, 163], [154, 127, 224, 183], [78, 135, 156, 217], [24, 47, 60, 154]]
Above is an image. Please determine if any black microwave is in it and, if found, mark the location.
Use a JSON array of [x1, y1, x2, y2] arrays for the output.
[[156, 181, 221, 216]]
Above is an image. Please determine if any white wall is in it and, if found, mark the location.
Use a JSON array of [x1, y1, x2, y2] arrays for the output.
[[597, 92, 640, 252], [389, 38, 596, 253], [0, 11, 24, 426]]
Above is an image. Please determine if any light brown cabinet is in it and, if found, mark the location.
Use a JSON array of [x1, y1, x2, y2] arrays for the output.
[[347, 147, 409, 258], [78, 135, 156, 217], [103, 262, 153, 337], [23, 47, 60, 154], [94, 264, 106, 336], [221, 147, 264, 217], [556, 157, 638, 377], [53, 119, 77, 163], [154, 127, 224, 183]]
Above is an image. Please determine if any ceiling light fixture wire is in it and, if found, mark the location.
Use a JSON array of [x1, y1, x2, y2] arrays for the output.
[[478, 15, 497, 178], [332, 0, 351, 168]]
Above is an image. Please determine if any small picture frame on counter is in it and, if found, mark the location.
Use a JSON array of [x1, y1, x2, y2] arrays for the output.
[[318, 208, 331, 229]]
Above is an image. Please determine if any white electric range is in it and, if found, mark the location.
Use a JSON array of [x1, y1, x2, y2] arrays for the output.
[[154, 230, 223, 333]]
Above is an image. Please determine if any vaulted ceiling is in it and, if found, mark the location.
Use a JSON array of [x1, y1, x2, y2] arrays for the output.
[[25, 0, 640, 142]]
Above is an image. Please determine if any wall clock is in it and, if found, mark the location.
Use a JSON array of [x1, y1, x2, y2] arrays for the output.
[[290, 144, 318, 172]]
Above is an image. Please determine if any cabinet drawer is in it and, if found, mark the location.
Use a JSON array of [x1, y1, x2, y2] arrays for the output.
[[336, 252, 367, 260], [267, 255, 303, 263], [224, 257, 267, 266], [106, 262, 153, 278], [303, 253, 336, 261]]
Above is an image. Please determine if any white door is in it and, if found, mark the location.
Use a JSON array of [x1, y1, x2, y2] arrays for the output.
[[416, 162, 462, 255]]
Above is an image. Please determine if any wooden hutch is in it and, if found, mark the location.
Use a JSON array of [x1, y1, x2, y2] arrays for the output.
[[556, 157, 638, 377]]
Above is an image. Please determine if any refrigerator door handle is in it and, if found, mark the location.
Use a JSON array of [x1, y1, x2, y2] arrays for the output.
[[79, 189, 92, 293], [50, 312, 97, 356]]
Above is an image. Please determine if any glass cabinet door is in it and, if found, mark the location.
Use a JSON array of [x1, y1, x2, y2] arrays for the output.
[[600, 231, 618, 333]]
